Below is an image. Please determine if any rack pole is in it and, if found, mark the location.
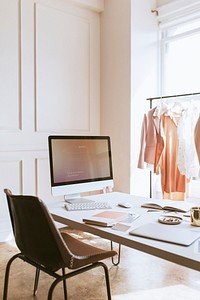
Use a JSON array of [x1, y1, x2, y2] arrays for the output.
[[146, 92, 200, 102], [149, 99, 153, 198]]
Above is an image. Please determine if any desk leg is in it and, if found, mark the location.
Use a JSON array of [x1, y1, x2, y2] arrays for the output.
[[110, 241, 121, 266]]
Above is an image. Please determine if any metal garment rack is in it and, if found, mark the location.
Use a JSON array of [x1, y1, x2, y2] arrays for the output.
[[146, 91, 200, 198], [147, 91, 200, 109]]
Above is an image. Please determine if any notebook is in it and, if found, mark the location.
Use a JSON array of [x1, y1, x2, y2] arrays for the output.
[[141, 201, 193, 213], [83, 210, 129, 227], [129, 223, 200, 246]]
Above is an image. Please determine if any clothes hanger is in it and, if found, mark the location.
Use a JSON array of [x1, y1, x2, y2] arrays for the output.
[[168, 101, 184, 114]]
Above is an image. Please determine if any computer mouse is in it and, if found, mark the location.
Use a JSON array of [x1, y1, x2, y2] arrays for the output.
[[118, 202, 132, 208]]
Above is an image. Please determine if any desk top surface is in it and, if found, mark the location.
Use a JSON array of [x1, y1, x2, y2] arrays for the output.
[[48, 192, 200, 272]]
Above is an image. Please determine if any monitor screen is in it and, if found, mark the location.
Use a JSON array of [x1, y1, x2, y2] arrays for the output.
[[48, 135, 114, 199]]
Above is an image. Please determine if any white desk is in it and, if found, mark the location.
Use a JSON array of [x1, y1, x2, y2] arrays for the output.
[[49, 192, 200, 272]]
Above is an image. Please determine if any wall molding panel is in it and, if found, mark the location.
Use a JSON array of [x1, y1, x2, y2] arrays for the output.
[[0, 0, 100, 241], [35, 0, 104, 13], [35, 157, 62, 203], [0, 0, 22, 131], [34, 2, 97, 133], [0, 158, 22, 241]]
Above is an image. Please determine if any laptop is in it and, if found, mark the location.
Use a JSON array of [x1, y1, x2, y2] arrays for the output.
[[129, 223, 200, 246]]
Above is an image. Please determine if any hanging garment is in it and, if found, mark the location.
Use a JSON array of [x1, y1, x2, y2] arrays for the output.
[[194, 115, 200, 163], [137, 102, 168, 169], [153, 102, 168, 175], [137, 107, 159, 168], [177, 105, 199, 178], [154, 113, 189, 200]]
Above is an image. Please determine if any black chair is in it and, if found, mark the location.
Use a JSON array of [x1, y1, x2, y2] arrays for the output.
[[3, 189, 117, 300]]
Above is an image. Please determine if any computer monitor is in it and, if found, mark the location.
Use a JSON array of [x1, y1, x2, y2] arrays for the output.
[[48, 135, 114, 201]]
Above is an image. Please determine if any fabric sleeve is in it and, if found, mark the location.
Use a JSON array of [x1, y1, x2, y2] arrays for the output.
[[137, 114, 147, 169], [194, 115, 200, 163]]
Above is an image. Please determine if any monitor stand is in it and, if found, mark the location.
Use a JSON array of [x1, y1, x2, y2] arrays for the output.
[[64, 193, 94, 204]]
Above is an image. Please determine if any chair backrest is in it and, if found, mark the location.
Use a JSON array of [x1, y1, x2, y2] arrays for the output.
[[4, 189, 72, 271]]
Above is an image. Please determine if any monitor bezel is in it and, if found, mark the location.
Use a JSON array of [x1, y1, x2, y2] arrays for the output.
[[48, 135, 114, 196]]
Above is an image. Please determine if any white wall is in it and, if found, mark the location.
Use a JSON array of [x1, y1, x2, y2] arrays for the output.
[[100, 0, 158, 195], [130, 0, 158, 197], [0, 0, 159, 241], [100, 0, 131, 193], [0, 0, 102, 241]]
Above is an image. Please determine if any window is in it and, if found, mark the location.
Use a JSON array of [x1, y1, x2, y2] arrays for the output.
[[159, 13, 200, 199], [160, 19, 200, 95]]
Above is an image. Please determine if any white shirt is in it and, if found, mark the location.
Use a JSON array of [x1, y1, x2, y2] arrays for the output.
[[177, 104, 199, 178]]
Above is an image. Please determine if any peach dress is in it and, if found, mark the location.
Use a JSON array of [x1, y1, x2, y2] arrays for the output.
[[155, 113, 189, 200]]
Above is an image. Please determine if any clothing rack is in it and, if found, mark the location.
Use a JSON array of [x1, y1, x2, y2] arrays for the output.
[[146, 91, 200, 198], [147, 92, 200, 109]]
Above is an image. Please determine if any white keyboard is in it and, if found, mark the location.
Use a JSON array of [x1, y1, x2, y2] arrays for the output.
[[65, 201, 112, 211]]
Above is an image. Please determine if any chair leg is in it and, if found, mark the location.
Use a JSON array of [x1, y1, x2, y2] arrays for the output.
[[110, 241, 121, 266], [62, 268, 67, 300], [100, 262, 112, 300], [3, 254, 20, 300], [47, 262, 112, 300], [33, 268, 40, 296], [48, 275, 68, 300]]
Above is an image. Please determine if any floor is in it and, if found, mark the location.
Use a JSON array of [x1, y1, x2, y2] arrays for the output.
[[0, 229, 200, 300]]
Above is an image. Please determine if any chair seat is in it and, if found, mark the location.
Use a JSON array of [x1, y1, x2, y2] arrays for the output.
[[61, 232, 116, 269]]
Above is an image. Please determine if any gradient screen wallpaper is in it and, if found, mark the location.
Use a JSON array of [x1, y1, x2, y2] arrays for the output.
[[50, 137, 112, 186]]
